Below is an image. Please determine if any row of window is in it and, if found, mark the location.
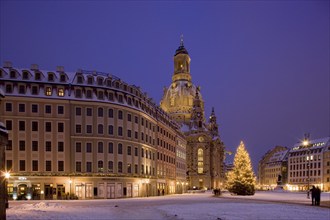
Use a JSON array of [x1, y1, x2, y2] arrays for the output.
[[289, 155, 322, 163], [1, 70, 67, 82], [76, 161, 155, 175], [5, 159, 155, 175], [290, 148, 323, 157], [75, 142, 155, 158], [1, 70, 144, 99], [290, 178, 319, 183], [290, 162, 321, 170], [289, 170, 321, 177], [6, 120, 64, 132], [6, 140, 64, 152], [6, 160, 64, 172], [5, 102, 64, 114]]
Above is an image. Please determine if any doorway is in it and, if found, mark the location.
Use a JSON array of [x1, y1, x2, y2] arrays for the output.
[[17, 184, 27, 200]]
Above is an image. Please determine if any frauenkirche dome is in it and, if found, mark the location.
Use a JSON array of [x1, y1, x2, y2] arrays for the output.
[[160, 37, 204, 124]]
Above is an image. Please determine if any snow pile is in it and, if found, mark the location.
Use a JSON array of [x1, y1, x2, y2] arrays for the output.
[[15, 202, 64, 210]]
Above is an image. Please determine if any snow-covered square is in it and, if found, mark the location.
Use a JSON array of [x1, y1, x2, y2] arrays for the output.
[[6, 191, 330, 220]]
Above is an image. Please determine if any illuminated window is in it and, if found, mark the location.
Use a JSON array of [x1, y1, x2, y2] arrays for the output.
[[45, 87, 52, 96], [198, 148, 203, 174], [58, 88, 64, 97], [170, 97, 175, 106]]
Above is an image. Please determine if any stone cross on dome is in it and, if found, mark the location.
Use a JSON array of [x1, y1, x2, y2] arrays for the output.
[[180, 34, 184, 46]]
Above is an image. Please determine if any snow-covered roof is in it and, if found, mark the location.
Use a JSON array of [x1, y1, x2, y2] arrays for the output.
[[268, 149, 289, 163], [290, 137, 330, 152], [0, 65, 179, 127]]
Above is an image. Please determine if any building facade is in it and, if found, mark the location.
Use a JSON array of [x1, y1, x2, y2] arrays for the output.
[[0, 62, 187, 200], [160, 39, 225, 190], [287, 137, 330, 191], [0, 88, 8, 219], [323, 142, 330, 191], [258, 146, 289, 190]]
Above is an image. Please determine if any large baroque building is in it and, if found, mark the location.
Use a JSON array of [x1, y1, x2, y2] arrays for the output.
[[258, 137, 330, 191], [287, 137, 330, 191], [0, 62, 187, 200], [258, 146, 289, 190], [160, 39, 225, 190]]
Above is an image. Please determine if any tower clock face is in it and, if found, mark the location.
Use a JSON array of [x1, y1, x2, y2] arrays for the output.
[[198, 136, 204, 142]]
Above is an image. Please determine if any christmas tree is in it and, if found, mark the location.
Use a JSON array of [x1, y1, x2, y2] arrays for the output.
[[226, 141, 256, 195]]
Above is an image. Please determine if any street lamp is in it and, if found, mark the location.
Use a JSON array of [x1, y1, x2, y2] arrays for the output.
[[69, 180, 72, 199], [303, 136, 310, 199], [4, 172, 10, 208]]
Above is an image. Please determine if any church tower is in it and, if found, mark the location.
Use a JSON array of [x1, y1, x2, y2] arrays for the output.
[[208, 107, 219, 137], [160, 36, 204, 124], [160, 37, 225, 190], [190, 90, 205, 129]]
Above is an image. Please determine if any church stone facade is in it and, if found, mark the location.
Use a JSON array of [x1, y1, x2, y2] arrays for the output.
[[161, 39, 225, 190]]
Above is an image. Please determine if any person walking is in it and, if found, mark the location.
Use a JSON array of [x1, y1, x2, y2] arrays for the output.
[[315, 186, 321, 206], [310, 185, 316, 206]]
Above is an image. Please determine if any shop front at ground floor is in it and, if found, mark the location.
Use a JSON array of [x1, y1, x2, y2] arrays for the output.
[[6, 175, 188, 200]]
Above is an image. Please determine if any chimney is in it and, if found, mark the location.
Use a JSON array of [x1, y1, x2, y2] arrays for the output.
[[31, 64, 39, 71], [3, 61, 12, 69], [56, 66, 64, 72]]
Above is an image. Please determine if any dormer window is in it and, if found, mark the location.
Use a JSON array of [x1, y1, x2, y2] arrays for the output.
[[10, 70, 16, 78], [22, 71, 29, 80], [35, 72, 41, 80], [97, 78, 103, 86], [106, 79, 111, 87], [115, 81, 120, 89], [77, 75, 83, 84], [87, 77, 93, 85], [58, 88, 65, 97], [45, 87, 52, 96], [48, 73, 54, 81], [60, 74, 66, 82]]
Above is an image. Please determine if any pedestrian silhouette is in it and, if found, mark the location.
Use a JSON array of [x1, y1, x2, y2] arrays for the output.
[[310, 186, 316, 206], [315, 186, 321, 206]]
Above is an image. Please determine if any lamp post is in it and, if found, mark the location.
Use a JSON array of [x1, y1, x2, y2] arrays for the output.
[[69, 180, 72, 199], [303, 136, 310, 199], [4, 172, 9, 208]]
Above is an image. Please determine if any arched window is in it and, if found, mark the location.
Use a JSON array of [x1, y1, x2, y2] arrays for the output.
[[108, 161, 113, 173], [98, 142, 103, 153], [98, 107, 103, 117], [98, 124, 104, 134], [198, 148, 203, 174], [118, 161, 123, 173], [98, 160, 103, 173]]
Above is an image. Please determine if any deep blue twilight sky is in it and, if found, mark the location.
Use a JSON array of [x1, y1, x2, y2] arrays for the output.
[[1, 1, 329, 171]]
